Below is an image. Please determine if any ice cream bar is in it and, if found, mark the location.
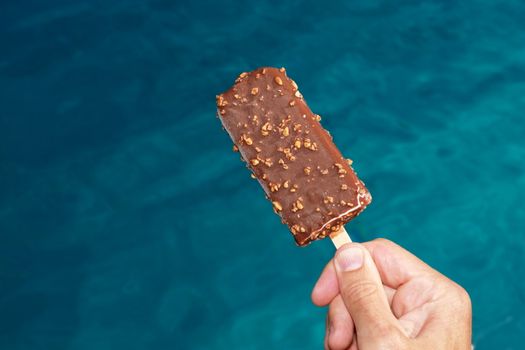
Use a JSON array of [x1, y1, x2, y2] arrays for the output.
[[216, 67, 371, 246]]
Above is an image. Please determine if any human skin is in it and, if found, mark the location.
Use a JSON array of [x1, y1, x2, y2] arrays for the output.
[[311, 239, 472, 350]]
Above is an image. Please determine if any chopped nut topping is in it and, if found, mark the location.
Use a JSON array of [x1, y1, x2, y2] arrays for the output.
[[278, 158, 288, 169], [283, 180, 290, 188], [293, 123, 302, 132], [324, 196, 334, 204], [315, 207, 321, 212], [340, 200, 347, 205], [335, 163, 343, 169], [291, 80, 298, 90], [294, 91, 303, 98], [261, 122, 271, 136], [255, 146, 261, 152], [274, 76, 283, 85], [234, 94, 241, 99], [250, 173, 257, 179], [283, 147, 296, 161], [303, 138, 318, 151], [263, 158, 273, 167], [262, 68, 267, 74], [256, 73, 261, 79], [304, 167, 311, 175], [294, 139, 302, 149], [251, 87, 259, 95], [250, 159, 260, 166], [291, 199, 304, 212], [278, 117, 289, 129], [269, 182, 280, 192], [282, 126, 289, 137], [219, 109, 225, 115], [272, 201, 283, 211], [216, 95, 227, 107], [290, 188, 297, 193], [242, 135, 253, 145], [300, 226, 306, 232], [341, 184, 348, 190], [262, 174, 268, 180], [232, 145, 239, 152], [347, 158, 353, 166], [320, 169, 329, 175], [289, 100, 296, 106], [279, 67, 285, 72], [315, 114, 322, 121], [239, 72, 248, 78]]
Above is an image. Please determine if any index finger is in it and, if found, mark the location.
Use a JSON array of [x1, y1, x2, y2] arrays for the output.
[[311, 259, 338, 306], [363, 238, 437, 289]]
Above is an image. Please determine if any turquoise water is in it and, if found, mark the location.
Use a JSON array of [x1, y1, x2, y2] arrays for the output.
[[1, 0, 524, 348]]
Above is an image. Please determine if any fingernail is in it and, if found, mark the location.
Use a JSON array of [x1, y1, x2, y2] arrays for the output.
[[335, 247, 364, 271]]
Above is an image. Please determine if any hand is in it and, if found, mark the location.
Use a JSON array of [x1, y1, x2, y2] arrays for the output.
[[311, 239, 472, 350]]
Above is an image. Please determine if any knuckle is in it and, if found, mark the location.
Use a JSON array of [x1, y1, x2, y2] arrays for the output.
[[441, 280, 472, 315], [460, 286, 471, 302], [454, 285, 472, 310], [341, 280, 378, 305]]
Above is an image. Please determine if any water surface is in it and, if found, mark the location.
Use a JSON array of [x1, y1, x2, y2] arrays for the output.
[[1, 1, 524, 349]]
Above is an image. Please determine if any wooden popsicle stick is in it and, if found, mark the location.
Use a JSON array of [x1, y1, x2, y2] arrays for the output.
[[330, 226, 352, 249]]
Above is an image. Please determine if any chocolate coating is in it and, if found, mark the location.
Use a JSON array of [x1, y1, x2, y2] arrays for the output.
[[217, 67, 371, 246]]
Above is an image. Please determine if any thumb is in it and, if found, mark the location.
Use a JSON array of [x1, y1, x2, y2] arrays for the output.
[[334, 243, 404, 346]]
